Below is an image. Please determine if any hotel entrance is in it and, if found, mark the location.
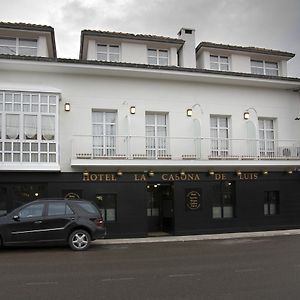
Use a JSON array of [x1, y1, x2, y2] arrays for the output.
[[146, 183, 174, 234]]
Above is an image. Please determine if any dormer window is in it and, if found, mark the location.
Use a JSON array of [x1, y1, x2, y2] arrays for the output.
[[210, 55, 229, 71], [147, 49, 169, 66], [251, 60, 278, 76], [96, 44, 120, 62], [0, 38, 37, 56]]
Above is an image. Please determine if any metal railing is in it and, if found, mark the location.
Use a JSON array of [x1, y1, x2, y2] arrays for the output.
[[72, 135, 300, 161]]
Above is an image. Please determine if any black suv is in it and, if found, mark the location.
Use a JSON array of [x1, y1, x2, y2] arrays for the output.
[[0, 199, 106, 251]]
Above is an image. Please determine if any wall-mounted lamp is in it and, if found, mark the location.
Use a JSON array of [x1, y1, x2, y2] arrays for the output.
[[186, 108, 193, 117], [64, 102, 71, 112], [243, 112, 250, 120], [243, 107, 258, 120], [117, 170, 123, 176], [180, 170, 185, 176], [287, 170, 293, 175], [148, 170, 155, 177], [236, 170, 242, 176], [209, 170, 215, 176], [130, 106, 136, 114], [262, 170, 269, 175]]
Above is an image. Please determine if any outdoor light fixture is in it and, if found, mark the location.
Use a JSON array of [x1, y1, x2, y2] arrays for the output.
[[186, 108, 193, 117], [64, 102, 71, 112], [236, 170, 242, 176], [83, 169, 89, 177], [130, 106, 136, 114], [180, 170, 185, 176], [243, 112, 250, 120], [262, 170, 269, 175], [148, 170, 155, 177], [117, 170, 123, 176], [209, 170, 215, 176], [287, 170, 293, 175]]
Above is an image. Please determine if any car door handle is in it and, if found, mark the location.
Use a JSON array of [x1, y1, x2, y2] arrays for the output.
[[34, 220, 43, 224]]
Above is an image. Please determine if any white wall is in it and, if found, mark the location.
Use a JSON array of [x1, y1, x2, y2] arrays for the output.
[[121, 43, 147, 64], [231, 54, 251, 73], [0, 69, 299, 172], [37, 36, 49, 57], [87, 40, 96, 60]]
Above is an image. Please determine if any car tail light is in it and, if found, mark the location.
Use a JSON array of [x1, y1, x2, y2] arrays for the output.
[[91, 218, 105, 227]]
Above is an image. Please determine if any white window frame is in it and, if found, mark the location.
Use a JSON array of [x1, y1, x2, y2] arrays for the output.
[[0, 90, 58, 164], [251, 60, 279, 76], [258, 118, 275, 157], [210, 55, 230, 71], [145, 112, 168, 158], [96, 44, 120, 62], [0, 37, 37, 56], [210, 115, 231, 157], [147, 49, 169, 66], [92, 111, 117, 157]]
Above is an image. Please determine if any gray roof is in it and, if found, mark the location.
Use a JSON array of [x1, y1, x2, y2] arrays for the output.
[[196, 41, 295, 59], [1, 54, 299, 83]]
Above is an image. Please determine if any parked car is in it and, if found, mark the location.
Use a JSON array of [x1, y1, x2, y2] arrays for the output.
[[0, 199, 106, 251]]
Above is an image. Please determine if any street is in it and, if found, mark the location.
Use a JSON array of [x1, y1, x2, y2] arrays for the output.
[[1, 235, 300, 299]]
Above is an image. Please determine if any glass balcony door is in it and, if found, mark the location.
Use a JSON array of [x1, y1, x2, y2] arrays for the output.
[[146, 113, 168, 158], [92, 111, 117, 157]]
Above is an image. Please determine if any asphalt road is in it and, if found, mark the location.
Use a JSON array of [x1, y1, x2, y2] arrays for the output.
[[1, 236, 300, 300]]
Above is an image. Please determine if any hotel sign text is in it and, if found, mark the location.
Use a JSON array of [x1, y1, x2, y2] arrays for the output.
[[83, 172, 259, 182]]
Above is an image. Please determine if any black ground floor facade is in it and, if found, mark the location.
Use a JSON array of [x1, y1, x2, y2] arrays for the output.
[[0, 170, 300, 238]]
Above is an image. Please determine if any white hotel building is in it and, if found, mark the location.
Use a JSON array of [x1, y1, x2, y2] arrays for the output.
[[0, 22, 300, 237]]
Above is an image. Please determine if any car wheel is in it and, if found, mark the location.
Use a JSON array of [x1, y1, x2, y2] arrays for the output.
[[69, 229, 91, 251]]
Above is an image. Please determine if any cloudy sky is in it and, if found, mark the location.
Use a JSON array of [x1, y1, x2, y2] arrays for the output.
[[1, 0, 299, 77]]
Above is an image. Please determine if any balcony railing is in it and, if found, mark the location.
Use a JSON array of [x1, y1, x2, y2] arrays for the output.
[[72, 135, 300, 161]]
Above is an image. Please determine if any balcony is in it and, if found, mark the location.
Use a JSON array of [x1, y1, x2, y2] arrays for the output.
[[71, 135, 300, 168]]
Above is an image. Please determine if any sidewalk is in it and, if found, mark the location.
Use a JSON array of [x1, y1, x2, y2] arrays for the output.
[[96, 228, 300, 245]]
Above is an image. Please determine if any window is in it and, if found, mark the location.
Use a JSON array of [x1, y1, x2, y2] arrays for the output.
[[96, 44, 120, 62], [259, 118, 275, 157], [24, 115, 37, 140], [0, 37, 37, 56], [146, 112, 168, 158], [210, 116, 230, 157], [147, 49, 169, 65], [251, 60, 279, 76], [47, 202, 74, 216], [0, 91, 58, 163], [77, 202, 99, 214], [264, 191, 279, 215], [19, 203, 44, 218], [212, 182, 235, 219], [92, 111, 117, 157], [95, 194, 117, 222], [210, 55, 229, 71]]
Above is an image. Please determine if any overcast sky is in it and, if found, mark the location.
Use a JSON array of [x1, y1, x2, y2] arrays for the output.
[[0, 0, 299, 77]]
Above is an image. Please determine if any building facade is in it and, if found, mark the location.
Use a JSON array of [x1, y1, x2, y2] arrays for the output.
[[0, 22, 300, 237]]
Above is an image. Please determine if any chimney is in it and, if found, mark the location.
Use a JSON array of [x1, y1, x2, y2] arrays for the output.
[[177, 28, 196, 68]]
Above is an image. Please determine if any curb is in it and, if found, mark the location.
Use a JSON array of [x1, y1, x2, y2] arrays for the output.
[[95, 229, 300, 245]]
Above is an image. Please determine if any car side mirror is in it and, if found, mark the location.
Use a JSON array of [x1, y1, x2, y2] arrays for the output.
[[13, 215, 20, 221]]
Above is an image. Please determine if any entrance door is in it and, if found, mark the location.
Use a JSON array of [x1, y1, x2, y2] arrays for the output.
[[146, 183, 173, 234]]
